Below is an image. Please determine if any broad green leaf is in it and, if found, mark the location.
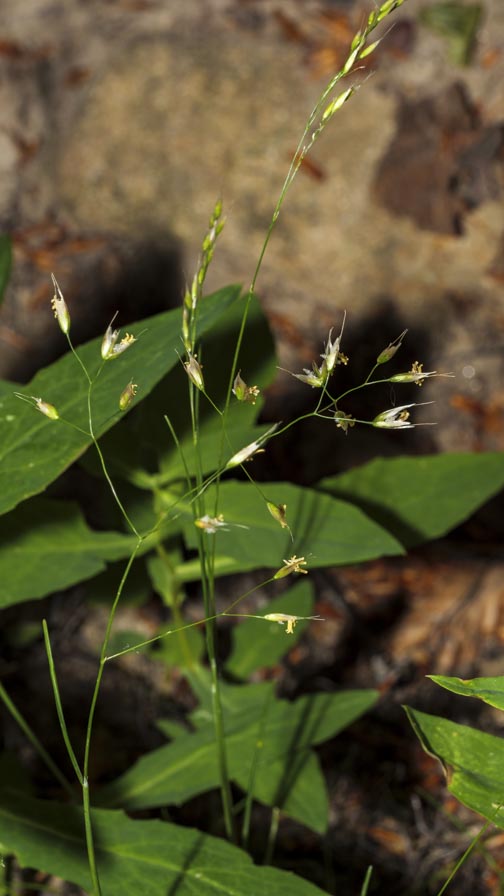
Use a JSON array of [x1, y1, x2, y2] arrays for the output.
[[177, 480, 404, 580], [166, 678, 373, 833], [163, 674, 330, 835], [405, 707, 504, 828], [158, 667, 328, 833], [0, 284, 241, 517], [0, 234, 12, 304], [85, 292, 275, 488], [100, 688, 378, 833], [429, 676, 504, 712], [0, 498, 135, 607], [257, 750, 328, 835], [0, 793, 329, 896], [226, 579, 315, 679], [320, 453, 504, 549]]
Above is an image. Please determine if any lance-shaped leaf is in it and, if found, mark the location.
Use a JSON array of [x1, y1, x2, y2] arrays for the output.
[[100, 688, 378, 834], [0, 792, 330, 896], [320, 453, 504, 549], [0, 498, 136, 608], [405, 706, 504, 829], [428, 675, 504, 712]]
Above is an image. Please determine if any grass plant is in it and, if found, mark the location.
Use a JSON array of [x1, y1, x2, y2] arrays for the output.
[[0, 1, 503, 893]]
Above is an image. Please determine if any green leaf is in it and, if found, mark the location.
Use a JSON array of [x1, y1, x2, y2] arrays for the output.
[[428, 675, 504, 712], [0, 498, 135, 607], [257, 750, 328, 835], [226, 579, 315, 679], [405, 706, 504, 828], [178, 480, 404, 580], [100, 688, 378, 833], [0, 793, 329, 896], [170, 675, 331, 834], [0, 234, 12, 304], [320, 453, 504, 549], [0, 285, 241, 517]]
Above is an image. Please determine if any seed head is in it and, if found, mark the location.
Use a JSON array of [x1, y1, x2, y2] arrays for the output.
[[233, 371, 260, 405], [119, 381, 138, 411], [50, 274, 71, 335], [32, 396, 59, 420], [183, 352, 205, 391], [376, 329, 408, 365], [334, 410, 355, 434], [320, 314, 347, 375], [283, 317, 347, 388], [267, 502, 289, 528], [226, 423, 278, 469]]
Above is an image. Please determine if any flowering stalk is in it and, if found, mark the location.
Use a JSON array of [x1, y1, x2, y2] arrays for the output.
[[28, 276, 147, 896]]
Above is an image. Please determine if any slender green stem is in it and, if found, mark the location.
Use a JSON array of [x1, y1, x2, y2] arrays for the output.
[[85, 383, 140, 538], [331, 375, 397, 406], [364, 363, 380, 384], [104, 613, 216, 661], [83, 545, 141, 770], [263, 806, 281, 866], [359, 866, 373, 896], [82, 543, 142, 896], [104, 572, 277, 661], [82, 776, 102, 896], [0, 681, 75, 799], [42, 621, 83, 785], [435, 819, 492, 896], [188, 377, 235, 841]]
